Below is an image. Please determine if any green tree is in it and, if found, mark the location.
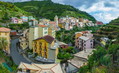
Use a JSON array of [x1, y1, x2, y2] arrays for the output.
[[0, 37, 8, 51], [0, 64, 10, 73]]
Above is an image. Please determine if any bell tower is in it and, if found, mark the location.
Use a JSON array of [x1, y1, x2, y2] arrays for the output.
[[54, 15, 58, 27]]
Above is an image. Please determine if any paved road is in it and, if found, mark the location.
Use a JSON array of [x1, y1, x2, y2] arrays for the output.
[[10, 39, 31, 65]]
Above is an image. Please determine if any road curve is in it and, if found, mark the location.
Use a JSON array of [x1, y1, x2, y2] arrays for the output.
[[10, 39, 31, 65]]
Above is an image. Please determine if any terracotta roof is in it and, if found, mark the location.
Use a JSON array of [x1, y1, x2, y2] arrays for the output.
[[38, 25, 47, 27], [81, 31, 88, 34], [96, 21, 103, 25], [34, 35, 54, 44], [49, 21, 56, 24], [18, 62, 63, 73], [0, 27, 11, 32]]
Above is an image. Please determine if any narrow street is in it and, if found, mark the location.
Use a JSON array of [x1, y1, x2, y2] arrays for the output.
[[10, 39, 31, 65]]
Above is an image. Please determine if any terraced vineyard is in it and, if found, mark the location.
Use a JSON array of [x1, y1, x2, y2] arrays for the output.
[[94, 24, 119, 43]]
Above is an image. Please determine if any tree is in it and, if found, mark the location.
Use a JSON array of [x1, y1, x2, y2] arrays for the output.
[[78, 44, 119, 73], [0, 64, 10, 73], [0, 37, 8, 52]]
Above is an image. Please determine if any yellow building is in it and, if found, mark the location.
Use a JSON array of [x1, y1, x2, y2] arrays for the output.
[[58, 23, 65, 28], [19, 37, 28, 50], [0, 27, 11, 54], [48, 25, 56, 38], [33, 35, 58, 61]]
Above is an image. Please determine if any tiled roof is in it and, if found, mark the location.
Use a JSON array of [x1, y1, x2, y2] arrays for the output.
[[79, 36, 90, 41], [0, 27, 11, 32], [18, 62, 63, 73], [34, 35, 54, 44], [38, 25, 47, 27], [96, 21, 103, 25], [81, 31, 89, 34], [49, 21, 56, 24], [74, 49, 94, 59], [68, 57, 85, 68]]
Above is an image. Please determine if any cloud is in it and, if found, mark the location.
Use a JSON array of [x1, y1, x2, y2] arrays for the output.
[[104, 2, 115, 7], [77, 0, 119, 23], [52, 0, 99, 8], [52, 0, 119, 23]]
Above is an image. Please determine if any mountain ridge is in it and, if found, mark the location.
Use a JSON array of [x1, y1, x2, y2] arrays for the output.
[[14, 1, 96, 22], [0, 1, 31, 23]]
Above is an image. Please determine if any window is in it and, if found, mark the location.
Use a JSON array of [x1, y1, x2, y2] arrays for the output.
[[44, 52, 47, 58], [90, 40, 93, 42], [39, 42, 42, 49], [44, 28, 47, 30], [5, 33, 7, 35], [84, 44, 86, 46], [44, 31, 47, 34], [91, 43, 93, 45]]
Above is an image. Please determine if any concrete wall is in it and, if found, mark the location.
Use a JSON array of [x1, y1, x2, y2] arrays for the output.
[[38, 27, 43, 37], [28, 27, 34, 49], [34, 27, 39, 39], [48, 49, 56, 60]]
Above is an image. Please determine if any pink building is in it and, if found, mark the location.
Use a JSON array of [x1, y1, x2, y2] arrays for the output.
[[75, 31, 94, 51], [11, 17, 18, 24]]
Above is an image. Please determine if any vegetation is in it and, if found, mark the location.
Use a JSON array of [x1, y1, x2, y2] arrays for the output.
[[57, 47, 75, 62], [83, 18, 119, 73], [56, 26, 102, 46], [15, 1, 96, 22], [0, 37, 8, 51], [94, 24, 119, 43], [109, 17, 119, 25], [0, 64, 10, 73], [8, 22, 29, 30], [0, 1, 31, 23], [0, 38, 17, 72], [78, 44, 119, 73], [0, 51, 17, 72]]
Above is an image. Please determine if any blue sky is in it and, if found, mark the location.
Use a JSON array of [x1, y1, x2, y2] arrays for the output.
[[1, 0, 119, 23]]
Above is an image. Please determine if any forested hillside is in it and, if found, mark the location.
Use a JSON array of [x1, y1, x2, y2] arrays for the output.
[[0, 1, 31, 23], [15, 1, 96, 22]]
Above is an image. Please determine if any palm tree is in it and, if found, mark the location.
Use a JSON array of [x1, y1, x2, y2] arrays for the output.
[[0, 37, 8, 52]]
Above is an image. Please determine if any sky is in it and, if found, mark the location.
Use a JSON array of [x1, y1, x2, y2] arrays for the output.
[[1, 0, 119, 23]]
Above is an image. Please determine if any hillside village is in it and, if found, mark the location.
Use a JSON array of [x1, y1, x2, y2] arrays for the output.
[[0, 14, 112, 73], [0, 1, 119, 73]]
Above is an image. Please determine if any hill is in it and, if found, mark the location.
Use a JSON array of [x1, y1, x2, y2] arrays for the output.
[[94, 18, 119, 43], [15, 1, 96, 22], [109, 17, 119, 25], [0, 1, 31, 23]]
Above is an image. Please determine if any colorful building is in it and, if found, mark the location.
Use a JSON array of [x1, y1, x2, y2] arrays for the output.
[[20, 15, 28, 22], [33, 35, 59, 61], [48, 24, 56, 38], [0, 27, 11, 54], [75, 31, 94, 50], [38, 25, 48, 38], [11, 17, 18, 24], [19, 37, 28, 50], [29, 19, 38, 26], [28, 16, 35, 20], [18, 19, 23, 24]]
